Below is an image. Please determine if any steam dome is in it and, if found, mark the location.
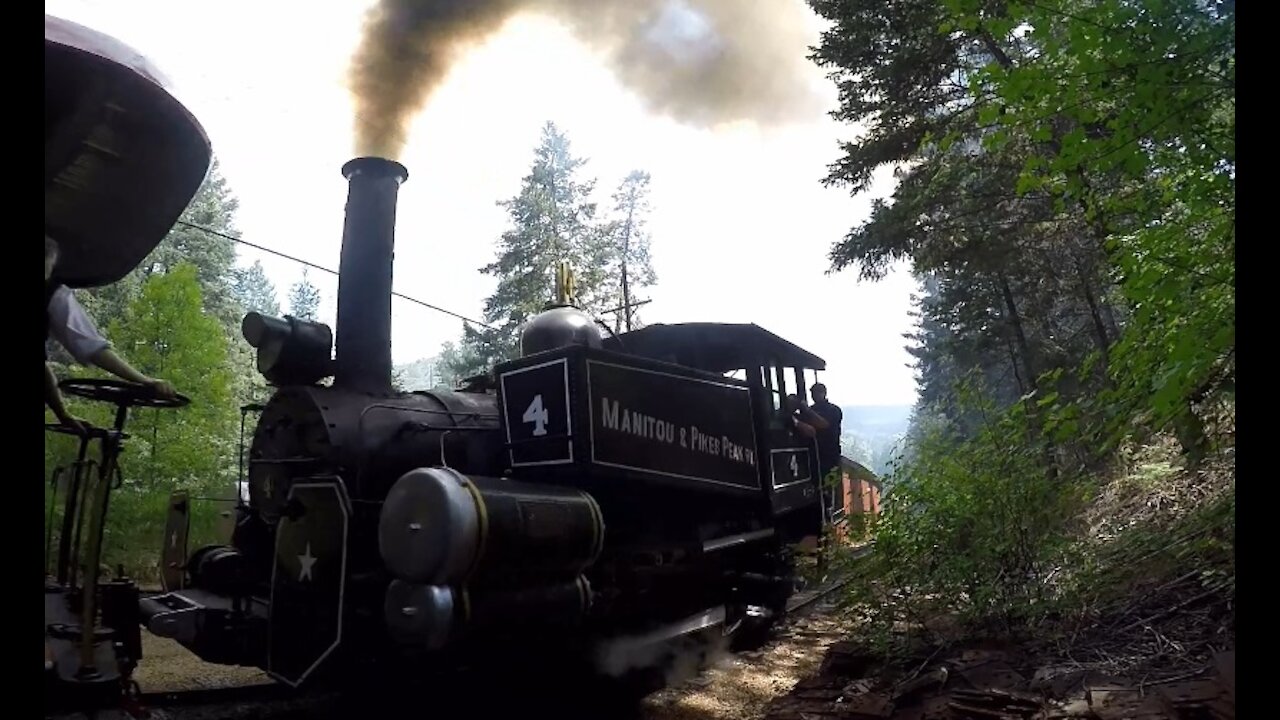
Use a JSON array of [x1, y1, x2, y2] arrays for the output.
[[520, 306, 603, 356]]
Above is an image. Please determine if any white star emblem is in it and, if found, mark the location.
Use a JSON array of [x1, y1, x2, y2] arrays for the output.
[[298, 542, 317, 582]]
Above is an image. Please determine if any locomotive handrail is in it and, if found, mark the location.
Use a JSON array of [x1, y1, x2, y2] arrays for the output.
[[249, 457, 325, 465], [438, 429, 452, 469], [237, 404, 266, 508], [67, 458, 100, 589], [400, 422, 497, 433], [190, 495, 239, 503], [360, 403, 499, 434], [373, 403, 500, 420], [46, 464, 70, 575], [355, 402, 501, 498], [46, 422, 111, 586]]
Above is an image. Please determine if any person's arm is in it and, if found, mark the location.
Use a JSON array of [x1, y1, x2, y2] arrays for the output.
[[794, 419, 817, 439], [778, 402, 818, 439], [89, 348, 176, 398], [795, 401, 829, 431], [45, 363, 85, 433], [49, 287, 176, 398]]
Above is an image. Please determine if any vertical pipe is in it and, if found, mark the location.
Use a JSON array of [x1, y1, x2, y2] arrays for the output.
[[335, 157, 409, 393]]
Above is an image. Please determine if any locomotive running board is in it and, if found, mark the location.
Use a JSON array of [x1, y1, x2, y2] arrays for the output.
[[702, 528, 775, 553]]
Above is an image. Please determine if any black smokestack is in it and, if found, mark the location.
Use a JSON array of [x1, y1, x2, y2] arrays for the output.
[[335, 157, 409, 393]]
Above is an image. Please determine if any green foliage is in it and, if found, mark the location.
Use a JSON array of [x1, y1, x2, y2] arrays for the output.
[[945, 0, 1235, 461], [1068, 479, 1235, 614], [46, 265, 238, 583], [74, 159, 269, 411], [46, 158, 253, 582], [395, 340, 489, 391], [43, 476, 231, 586], [229, 260, 280, 408], [842, 381, 1085, 643], [811, 0, 1233, 635], [432, 338, 487, 388], [811, 0, 1234, 464], [106, 263, 238, 486]]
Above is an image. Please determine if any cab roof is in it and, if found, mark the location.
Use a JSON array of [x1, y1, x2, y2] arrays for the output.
[[46, 14, 212, 288], [605, 322, 826, 374]]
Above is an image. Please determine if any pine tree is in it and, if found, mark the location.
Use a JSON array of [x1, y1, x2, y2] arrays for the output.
[[79, 157, 240, 327], [288, 269, 321, 321], [232, 260, 281, 317], [460, 122, 609, 368], [601, 170, 657, 332]]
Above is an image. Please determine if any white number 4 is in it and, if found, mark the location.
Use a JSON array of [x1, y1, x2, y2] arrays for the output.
[[789, 455, 800, 477], [523, 394, 550, 437]]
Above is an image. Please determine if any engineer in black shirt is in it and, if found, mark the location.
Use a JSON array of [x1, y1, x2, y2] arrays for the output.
[[809, 383, 843, 481]]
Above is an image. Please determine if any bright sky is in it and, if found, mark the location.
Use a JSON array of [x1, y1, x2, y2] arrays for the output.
[[47, 0, 920, 407]]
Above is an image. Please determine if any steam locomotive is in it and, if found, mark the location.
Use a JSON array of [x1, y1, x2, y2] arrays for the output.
[[44, 14, 835, 712], [135, 157, 833, 688]]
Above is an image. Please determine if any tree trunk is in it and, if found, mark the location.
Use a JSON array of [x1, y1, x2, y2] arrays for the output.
[[1076, 261, 1112, 367], [997, 273, 1037, 392], [1174, 403, 1210, 468], [997, 273, 1061, 481], [619, 190, 635, 331], [1005, 335, 1027, 396]]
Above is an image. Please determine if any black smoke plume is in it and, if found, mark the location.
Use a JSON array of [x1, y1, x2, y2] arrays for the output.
[[348, 0, 823, 157]]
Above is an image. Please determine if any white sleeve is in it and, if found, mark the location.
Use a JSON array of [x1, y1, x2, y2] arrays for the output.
[[47, 286, 111, 365]]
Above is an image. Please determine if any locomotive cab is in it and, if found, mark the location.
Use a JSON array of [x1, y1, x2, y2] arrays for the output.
[[603, 323, 829, 536]]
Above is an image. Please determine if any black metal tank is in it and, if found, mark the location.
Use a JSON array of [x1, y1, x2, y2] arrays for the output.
[[247, 386, 505, 522]]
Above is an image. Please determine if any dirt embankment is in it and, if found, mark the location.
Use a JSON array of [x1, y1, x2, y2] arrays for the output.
[[760, 637, 1234, 720], [760, 446, 1236, 720]]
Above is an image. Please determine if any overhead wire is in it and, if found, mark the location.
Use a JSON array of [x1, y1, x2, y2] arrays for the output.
[[174, 220, 494, 329]]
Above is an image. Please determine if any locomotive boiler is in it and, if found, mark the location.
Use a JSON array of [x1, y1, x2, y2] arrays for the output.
[[139, 157, 830, 688]]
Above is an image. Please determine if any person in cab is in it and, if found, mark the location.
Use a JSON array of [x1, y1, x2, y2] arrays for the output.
[[773, 393, 829, 441], [808, 383, 844, 481], [44, 236, 178, 432]]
